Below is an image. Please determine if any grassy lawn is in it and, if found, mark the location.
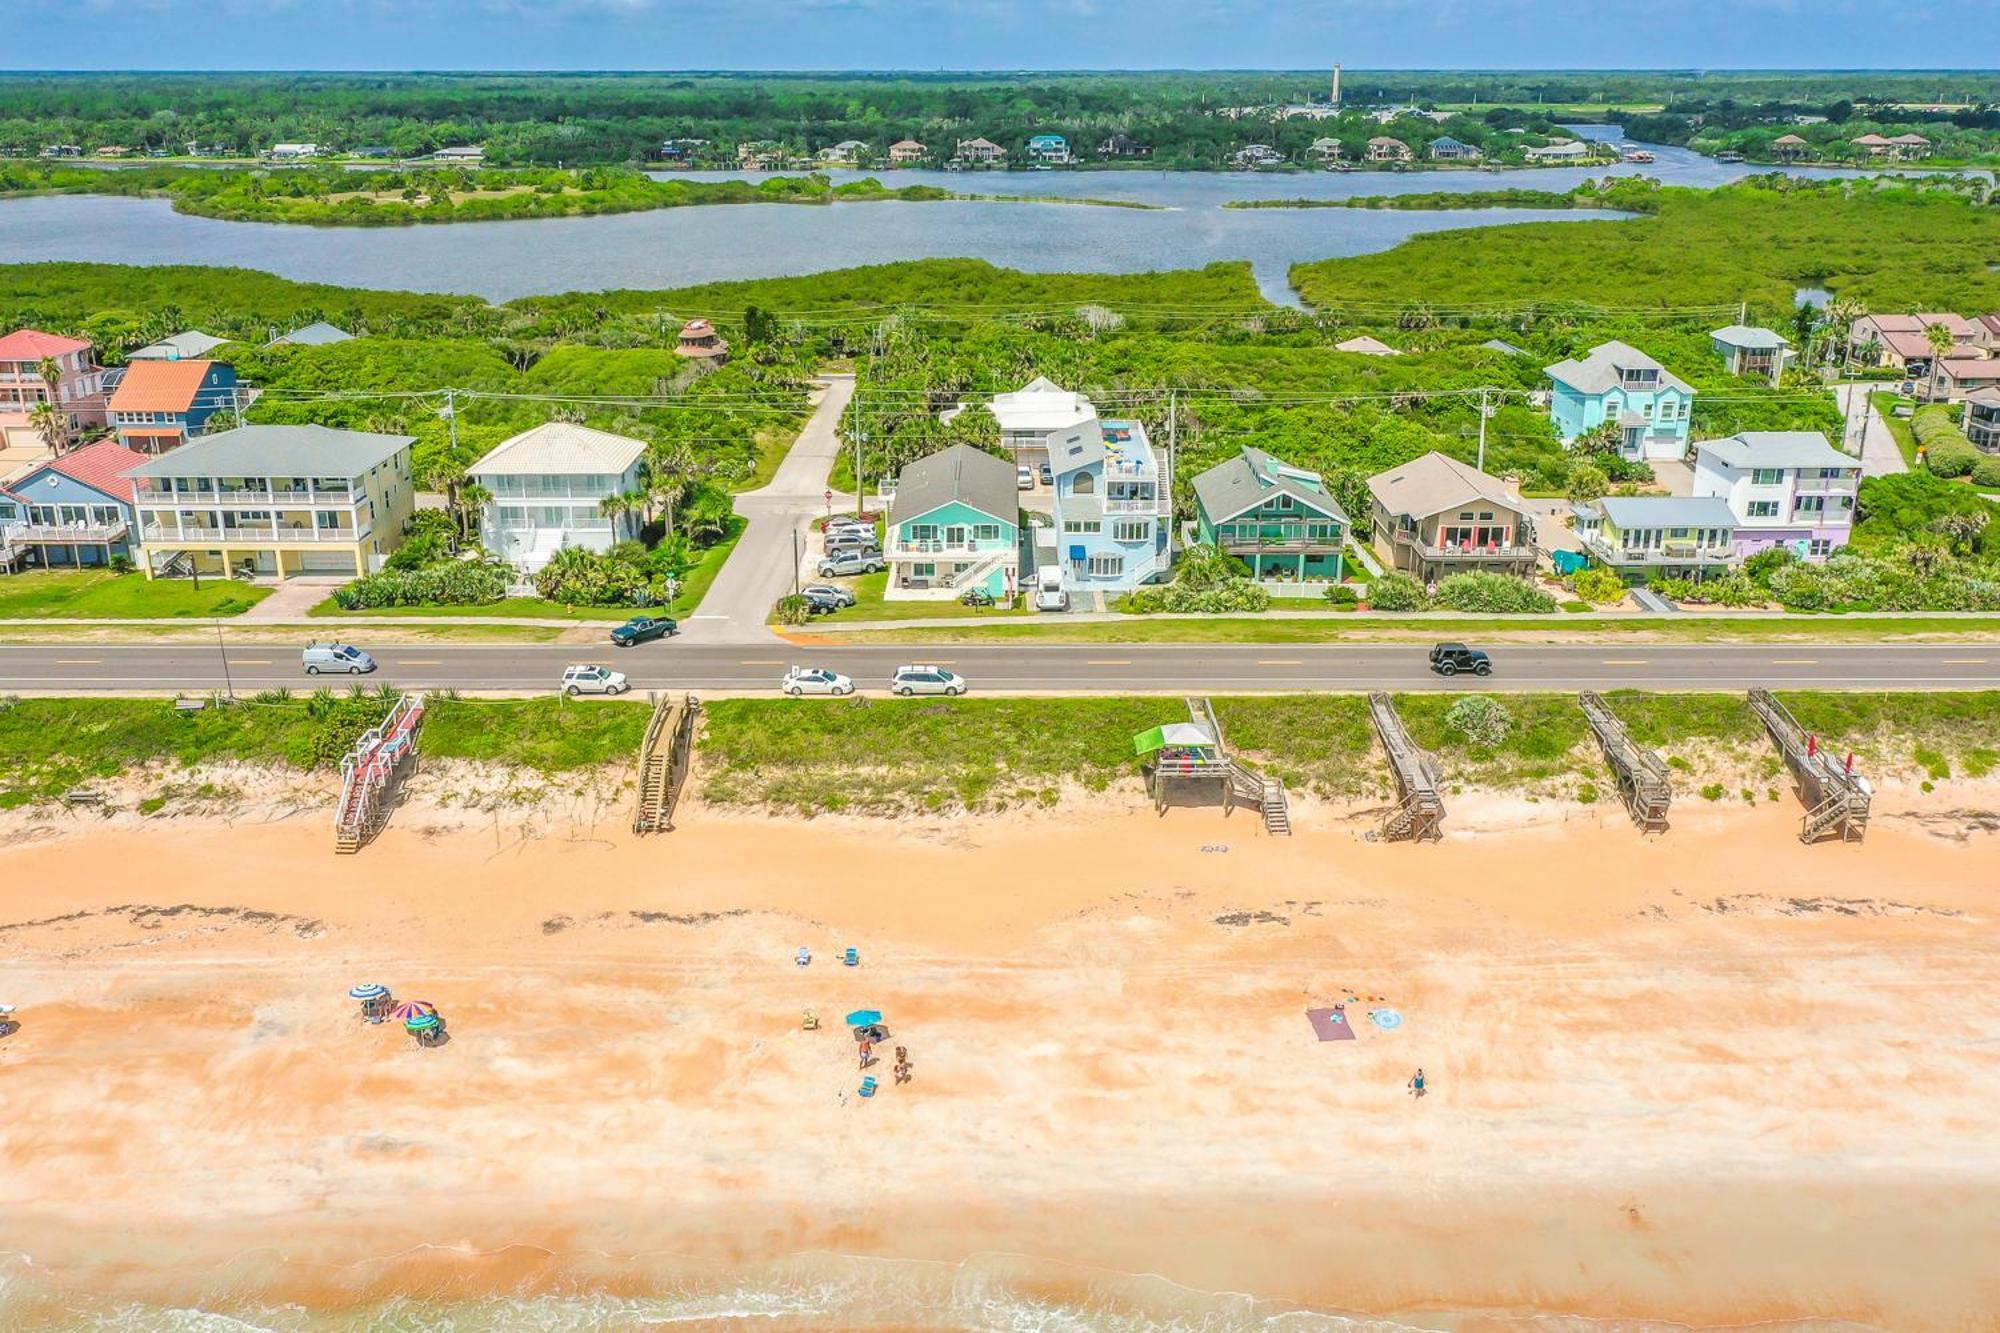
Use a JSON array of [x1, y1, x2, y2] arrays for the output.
[[0, 571, 271, 619], [794, 569, 1035, 623], [0, 693, 645, 807], [820, 614, 2000, 646]]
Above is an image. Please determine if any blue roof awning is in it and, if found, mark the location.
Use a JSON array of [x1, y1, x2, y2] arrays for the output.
[[1068, 545, 1086, 561]]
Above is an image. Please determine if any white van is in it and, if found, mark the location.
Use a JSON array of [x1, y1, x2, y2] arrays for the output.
[[302, 642, 376, 675], [1034, 567, 1069, 613]]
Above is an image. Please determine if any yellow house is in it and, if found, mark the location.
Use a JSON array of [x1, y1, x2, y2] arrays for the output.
[[128, 424, 416, 579]]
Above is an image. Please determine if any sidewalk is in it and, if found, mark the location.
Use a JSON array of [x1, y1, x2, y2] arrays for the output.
[[1837, 382, 1908, 478]]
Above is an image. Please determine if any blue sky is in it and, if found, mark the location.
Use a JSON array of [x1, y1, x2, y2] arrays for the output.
[[6, 0, 1985, 71]]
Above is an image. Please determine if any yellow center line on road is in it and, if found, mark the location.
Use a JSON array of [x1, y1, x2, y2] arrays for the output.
[[1085, 659, 1131, 665], [1940, 658, 1988, 664], [231, 659, 272, 665], [738, 659, 786, 665], [54, 658, 101, 664], [1256, 659, 1304, 665], [1601, 659, 1649, 665]]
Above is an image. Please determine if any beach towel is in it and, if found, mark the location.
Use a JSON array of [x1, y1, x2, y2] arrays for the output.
[[1306, 1007, 1356, 1042]]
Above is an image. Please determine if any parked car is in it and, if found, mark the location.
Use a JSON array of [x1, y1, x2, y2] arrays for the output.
[[800, 583, 856, 609], [823, 533, 882, 558], [890, 664, 967, 696], [782, 665, 854, 696], [1428, 642, 1492, 677], [1038, 462, 1053, 486], [824, 515, 874, 535], [1016, 465, 1035, 490], [818, 550, 886, 577], [1034, 567, 1069, 613], [824, 523, 878, 545], [301, 642, 375, 675], [609, 615, 677, 646], [561, 664, 630, 696]]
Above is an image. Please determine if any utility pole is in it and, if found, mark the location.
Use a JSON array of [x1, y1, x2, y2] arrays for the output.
[[442, 388, 459, 455], [214, 618, 235, 703], [853, 397, 865, 516], [1476, 387, 1490, 472]]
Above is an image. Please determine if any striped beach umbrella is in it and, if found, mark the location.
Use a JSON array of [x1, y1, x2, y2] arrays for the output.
[[391, 1000, 437, 1021], [348, 984, 389, 1001], [403, 1013, 442, 1033]]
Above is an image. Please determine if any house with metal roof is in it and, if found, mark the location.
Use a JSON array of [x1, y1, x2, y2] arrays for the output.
[[1544, 341, 1696, 461], [106, 358, 238, 454], [1569, 495, 1740, 584], [1047, 418, 1170, 593], [1691, 431, 1859, 562], [0, 439, 148, 571], [1025, 134, 1071, 165], [1191, 446, 1349, 583], [988, 376, 1100, 472], [1710, 325, 1793, 381], [267, 321, 356, 349], [466, 422, 650, 572], [129, 330, 232, 362], [884, 444, 1020, 601], [1427, 135, 1481, 161], [127, 424, 415, 579], [1365, 451, 1536, 582]]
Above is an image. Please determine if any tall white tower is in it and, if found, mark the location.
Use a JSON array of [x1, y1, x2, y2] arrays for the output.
[[1331, 65, 1342, 108]]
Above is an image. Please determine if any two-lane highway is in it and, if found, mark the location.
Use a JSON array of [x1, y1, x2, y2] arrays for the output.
[[2, 642, 1996, 694]]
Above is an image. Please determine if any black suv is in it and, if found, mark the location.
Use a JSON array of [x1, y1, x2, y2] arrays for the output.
[[1429, 642, 1492, 677]]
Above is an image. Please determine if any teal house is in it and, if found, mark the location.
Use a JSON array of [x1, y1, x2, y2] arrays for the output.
[[884, 444, 1021, 601], [1545, 340, 1696, 463], [1190, 445, 1348, 582]]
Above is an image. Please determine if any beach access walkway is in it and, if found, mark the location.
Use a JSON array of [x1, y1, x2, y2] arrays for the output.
[[680, 374, 854, 645]]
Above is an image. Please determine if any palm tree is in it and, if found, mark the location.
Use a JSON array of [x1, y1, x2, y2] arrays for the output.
[[681, 485, 737, 546], [644, 443, 699, 539], [453, 482, 492, 543], [35, 356, 69, 453], [1822, 297, 1865, 371], [598, 489, 647, 541], [1923, 321, 1956, 402], [27, 401, 64, 453]]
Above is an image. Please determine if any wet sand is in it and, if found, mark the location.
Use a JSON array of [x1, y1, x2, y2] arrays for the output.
[[2, 796, 1998, 1329]]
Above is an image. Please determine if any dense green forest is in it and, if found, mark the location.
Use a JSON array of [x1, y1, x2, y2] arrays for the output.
[[4, 70, 1996, 168]]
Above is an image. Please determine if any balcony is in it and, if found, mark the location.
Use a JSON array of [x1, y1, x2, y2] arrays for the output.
[[1392, 530, 1535, 565], [6, 519, 128, 544], [889, 536, 998, 558], [141, 522, 369, 545], [1583, 535, 1735, 567], [1102, 495, 1163, 515], [140, 486, 354, 506]]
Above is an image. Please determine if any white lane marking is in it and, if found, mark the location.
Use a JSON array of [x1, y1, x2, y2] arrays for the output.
[[1085, 659, 1131, 665], [1768, 659, 1819, 665], [54, 658, 101, 664], [738, 659, 785, 665], [1256, 659, 1304, 665]]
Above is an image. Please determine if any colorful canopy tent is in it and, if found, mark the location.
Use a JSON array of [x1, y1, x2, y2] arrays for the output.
[[1131, 722, 1216, 757]]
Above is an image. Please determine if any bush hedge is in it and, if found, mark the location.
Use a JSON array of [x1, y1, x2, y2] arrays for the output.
[[332, 557, 511, 609], [1915, 405, 1981, 479]]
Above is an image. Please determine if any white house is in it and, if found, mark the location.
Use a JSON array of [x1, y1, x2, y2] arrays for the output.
[[466, 422, 649, 572], [988, 376, 1100, 473], [1691, 431, 1859, 562]]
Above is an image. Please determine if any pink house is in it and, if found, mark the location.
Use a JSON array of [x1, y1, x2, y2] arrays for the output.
[[0, 329, 108, 448]]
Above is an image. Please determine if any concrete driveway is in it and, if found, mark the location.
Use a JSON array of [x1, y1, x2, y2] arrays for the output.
[[681, 374, 855, 643], [1837, 382, 1908, 478]]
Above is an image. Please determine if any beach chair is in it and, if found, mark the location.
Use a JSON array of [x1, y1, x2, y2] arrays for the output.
[[795, 947, 811, 967], [843, 947, 860, 967], [802, 1009, 819, 1031], [858, 1076, 878, 1098]]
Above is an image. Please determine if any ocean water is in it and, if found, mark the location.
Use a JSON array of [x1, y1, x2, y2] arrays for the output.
[[0, 1251, 1891, 1332]]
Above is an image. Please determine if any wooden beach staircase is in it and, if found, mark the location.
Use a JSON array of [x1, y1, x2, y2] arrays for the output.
[[1191, 696, 1291, 836], [1579, 691, 1673, 832], [333, 692, 425, 855], [1368, 692, 1444, 842], [1748, 689, 1871, 844], [632, 692, 700, 835]]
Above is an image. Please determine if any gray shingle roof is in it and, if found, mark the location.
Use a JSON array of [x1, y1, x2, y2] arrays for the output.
[[1544, 341, 1694, 396], [889, 444, 1019, 528], [126, 424, 413, 479], [1191, 447, 1348, 526]]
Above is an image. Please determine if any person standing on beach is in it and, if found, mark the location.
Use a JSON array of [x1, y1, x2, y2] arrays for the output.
[[1408, 1068, 1427, 1099], [859, 1039, 874, 1070]]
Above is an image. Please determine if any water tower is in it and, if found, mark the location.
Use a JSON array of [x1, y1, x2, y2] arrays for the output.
[[1331, 65, 1343, 108]]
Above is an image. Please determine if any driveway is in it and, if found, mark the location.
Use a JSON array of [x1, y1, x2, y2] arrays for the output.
[[1837, 382, 1908, 478], [239, 576, 348, 622], [681, 374, 855, 644]]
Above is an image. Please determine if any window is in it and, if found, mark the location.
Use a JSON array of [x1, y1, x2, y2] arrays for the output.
[[1087, 554, 1124, 577], [1113, 519, 1151, 543], [910, 524, 937, 542], [1271, 494, 1294, 511], [1751, 468, 1784, 486], [1070, 473, 1094, 495], [1795, 495, 1824, 514], [1746, 500, 1780, 518], [1476, 511, 1494, 521], [1808, 539, 1833, 558], [1062, 519, 1101, 534], [974, 524, 1001, 541]]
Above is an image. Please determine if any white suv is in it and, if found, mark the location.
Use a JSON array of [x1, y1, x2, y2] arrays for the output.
[[561, 664, 630, 696], [890, 664, 967, 696]]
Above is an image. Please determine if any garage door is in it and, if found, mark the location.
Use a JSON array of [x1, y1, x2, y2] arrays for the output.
[[299, 551, 358, 574]]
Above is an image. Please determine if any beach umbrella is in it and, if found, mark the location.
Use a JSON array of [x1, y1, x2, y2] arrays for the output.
[[1370, 1008, 1404, 1032], [403, 1013, 442, 1032], [348, 983, 389, 1001], [844, 1009, 882, 1027], [392, 1000, 437, 1021]]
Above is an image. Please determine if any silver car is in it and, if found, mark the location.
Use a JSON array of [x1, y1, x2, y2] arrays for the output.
[[818, 550, 885, 577], [890, 664, 966, 696]]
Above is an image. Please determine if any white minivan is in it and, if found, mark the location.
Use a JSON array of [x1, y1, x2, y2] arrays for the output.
[[302, 642, 376, 675]]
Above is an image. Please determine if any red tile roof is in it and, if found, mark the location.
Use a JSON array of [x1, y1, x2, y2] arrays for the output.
[[44, 439, 149, 502], [0, 328, 92, 361], [108, 358, 215, 414]]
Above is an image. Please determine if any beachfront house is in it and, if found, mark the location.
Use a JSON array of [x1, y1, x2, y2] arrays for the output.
[[1365, 451, 1536, 583], [1047, 417, 1170, 593], [888, 139, 927, 164], [1545, 341, 1695, 461], [884, 444, 1020, 601], [953, 138, 1006, 165], [988, 376, 1100, 474], [1365, 136, 1412, 163], [129, 330, 232, 362], [1710, 325, 1793, 382], [1427, 135, 1481, 162], [128, 423, 415, 579], [1962, 388, 2000, 452], [1025, 134, 1071, 165], [267, 321, 356, 349], [1691, 430, 1858, 562], [816, 140, 869, 164], [1191, 445, 1348, 583], [1228, 145, 1286, 169], [0, 438, 147, 572], [1525, 140, 1594, 162], [0, 328, 109, 450], [1569, 496, 1740, 585], [1099, 134, 1149, 158], [1307, 137, 1345, 165], [465, 422, 649, 573], [106, 358, 238, 454]]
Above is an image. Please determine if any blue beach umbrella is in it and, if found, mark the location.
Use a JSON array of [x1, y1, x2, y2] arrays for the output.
[[845, 1009, 883, 1027], [348, 983, 389, 1001], [1371, 1008, 1404, 1031]]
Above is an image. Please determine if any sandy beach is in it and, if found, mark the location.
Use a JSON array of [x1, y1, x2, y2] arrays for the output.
[[3, 788, 1999, 1331]]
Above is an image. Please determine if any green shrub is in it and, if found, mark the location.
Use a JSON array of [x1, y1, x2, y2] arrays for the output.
[[1322, 583, 1360, 606], [1571, 567, 1628, 604], [1433, 571, 1559, 614], [1444, 695, 1512, 749], [773, 594, 812, 626], [1915, 405, 1980, 478], [1972, 455, 2000, 488], [1649, 575, 1695, 601], [333, 557, 512, 609], [1121, 542, 1272, 614], [1365, 573, 1425, 610], [1700, 783, 1726, 802], [533, 540, 686, 607], [1577, 781, 1600, 804]]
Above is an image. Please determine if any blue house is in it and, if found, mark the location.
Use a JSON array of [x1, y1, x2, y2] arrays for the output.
[[884, 444, 1021, 601], [106, 357, 239, 454], [0, 438, 147, 570], [1025, 134, 1071, 164], [1047, 418, 1170, 593], [1544, 341, 1696, 462]]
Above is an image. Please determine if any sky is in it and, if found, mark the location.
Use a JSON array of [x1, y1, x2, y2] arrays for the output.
[[5, 0, 1989, 71]]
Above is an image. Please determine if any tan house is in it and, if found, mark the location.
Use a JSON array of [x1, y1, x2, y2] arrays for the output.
[[129, 424, 415, 579], [675, 319, 730, 365], [954, 137, 1006, 164], [1933, 354, 2000, 402], [1770, 133, 1814, 160], [1851, 313, 1981, 367], [888, 139, 927, 164], [1850, 133, 1896, 157], [1365, 451, 1537, 583], [1365, 136, 1412, 163], [1307, 137, 1345, 164]]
